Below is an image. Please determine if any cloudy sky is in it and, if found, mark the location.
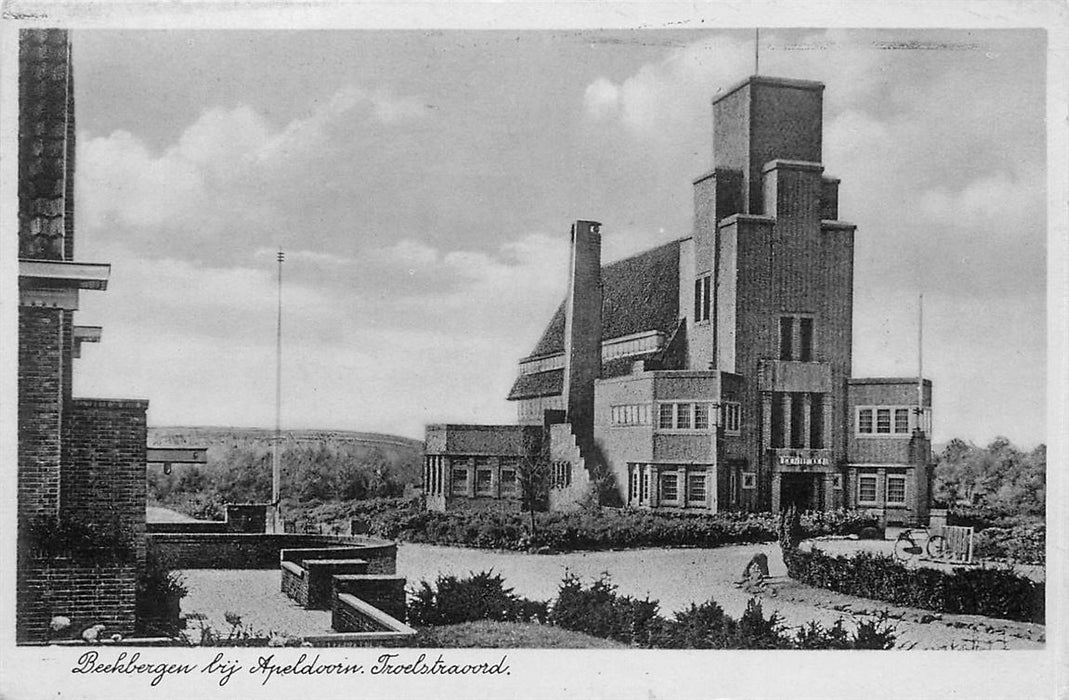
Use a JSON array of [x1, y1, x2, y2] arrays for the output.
[[66, 28, 1046, 446]]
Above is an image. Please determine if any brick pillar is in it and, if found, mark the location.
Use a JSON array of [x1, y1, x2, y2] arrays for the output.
[[822, 394, 833, 455], [562, 220, 602, 456], [801, 393, 812, 449], [18, 308, 66, 522], [771, 472, 782, 512]]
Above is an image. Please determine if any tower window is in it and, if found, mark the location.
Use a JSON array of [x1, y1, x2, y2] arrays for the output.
[[779, 317, 794, 360], [799, 318, 813, 361], [694, 275, 711, 323]]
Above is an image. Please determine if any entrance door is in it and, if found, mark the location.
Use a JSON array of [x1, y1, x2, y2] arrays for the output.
[[779, 473, 819, 511]]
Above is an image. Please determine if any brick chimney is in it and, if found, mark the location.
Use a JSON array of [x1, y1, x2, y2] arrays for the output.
[[562, 220, 602, 450]]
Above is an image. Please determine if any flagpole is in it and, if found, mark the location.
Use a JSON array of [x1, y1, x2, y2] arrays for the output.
[[917, 293, 924, 433], [273, 248, 284, 532], [755, 28, 760, 75]]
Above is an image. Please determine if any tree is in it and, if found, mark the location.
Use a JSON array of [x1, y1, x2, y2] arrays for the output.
[[517, 432, 551, 538]]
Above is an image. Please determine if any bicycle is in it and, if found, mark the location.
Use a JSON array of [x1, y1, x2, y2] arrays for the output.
[[893, 528, 947, 562]]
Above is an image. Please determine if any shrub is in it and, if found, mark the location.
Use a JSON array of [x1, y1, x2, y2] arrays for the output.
[[135, 543, 187, 636], [19, 515, 137, 564], [407, 570, 548, 627], [972, 525, 1045, 565], [783, 547, 1043, 623]]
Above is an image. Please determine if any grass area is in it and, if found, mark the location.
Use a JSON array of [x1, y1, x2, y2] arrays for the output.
[[411, 620, 627, 648]]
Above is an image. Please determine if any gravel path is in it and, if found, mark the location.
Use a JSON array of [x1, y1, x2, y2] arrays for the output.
[[174, 541, 1044, 649]]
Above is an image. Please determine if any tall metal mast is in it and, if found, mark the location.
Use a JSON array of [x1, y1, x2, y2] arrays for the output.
[[755, 28, 760, 75], [273, 248, 284, 531], [917, 293, 924, 433]]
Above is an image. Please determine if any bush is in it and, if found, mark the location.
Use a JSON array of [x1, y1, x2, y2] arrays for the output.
[[783, 547, 1044, 623], [360, 505, 877, 553], [407, 570, 548, 627], [136, 545, 188, 636], [550, 572, 896, 650], [972, 525, 1045, 565]]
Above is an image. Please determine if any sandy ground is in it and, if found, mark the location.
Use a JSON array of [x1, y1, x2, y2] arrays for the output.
[[176, 540, 1044, 649]]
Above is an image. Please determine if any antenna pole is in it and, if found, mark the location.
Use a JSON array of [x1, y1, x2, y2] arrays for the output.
[[273, 248, 284, 532], [917, 293, 924, 433], [755, 28, 760, 75]]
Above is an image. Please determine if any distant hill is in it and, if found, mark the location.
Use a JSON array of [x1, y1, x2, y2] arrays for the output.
[[146, 426, 425, 519], [149, 426, 423, 451]]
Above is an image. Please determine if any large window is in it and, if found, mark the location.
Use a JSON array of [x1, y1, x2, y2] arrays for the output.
[[779, 317, 794, 360], [611, 403, 651, 426], [858, 475, 878, 504], [476, 469, 493, 496], [722, 402, 741, 434], [687, 473, 707, 503], [694, 275, 711, 323], [658, 402, 716, 432], [856, 405, 922, 436], [660, 473, 679, 502], [500, 469, 517, 496], [799, 317, 813, 361], [451, 468, 469, 496], [886, 475, 907, 505]]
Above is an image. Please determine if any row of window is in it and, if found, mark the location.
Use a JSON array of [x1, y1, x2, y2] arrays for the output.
[[856, 406, 931, 436], [608, 401, 741, 433], [857, 474, 907, 505], [628, 467, 710, 505]]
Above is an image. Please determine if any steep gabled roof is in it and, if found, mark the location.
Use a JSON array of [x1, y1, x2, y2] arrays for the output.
[[525, 239, 682, 358], [508, 239, 682, 401]]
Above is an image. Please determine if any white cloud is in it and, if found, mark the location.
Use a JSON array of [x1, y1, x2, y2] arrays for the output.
[[918, 172, 1042, 230], [583, 77, 621, 121]]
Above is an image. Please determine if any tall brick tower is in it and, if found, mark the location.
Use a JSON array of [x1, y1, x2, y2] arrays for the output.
[[692, 76, 855, 512], [17, 28, 149, 643]]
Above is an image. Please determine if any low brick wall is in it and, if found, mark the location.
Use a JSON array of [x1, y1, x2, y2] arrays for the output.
[[147, 521, 227, 534], [281, 561, 309, 606], [333, 575, 407, 623], [148, 533, 396, 571], [17, 559, 138, 643]]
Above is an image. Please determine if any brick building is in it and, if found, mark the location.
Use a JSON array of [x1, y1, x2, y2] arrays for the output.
[[424, 74, 934, 526], [16, 28, 152, 642]]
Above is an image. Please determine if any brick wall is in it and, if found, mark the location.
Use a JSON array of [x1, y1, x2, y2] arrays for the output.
[[67, 399, 148, 563], [149, 533, 396, 571], [332, 576, 407, 623], [17, 560, 137, 642], [18, 308, 65, 522]]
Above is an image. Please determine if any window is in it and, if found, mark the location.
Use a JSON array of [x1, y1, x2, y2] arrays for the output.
[[659, 404, 674, 429], [694, 275, 711, 323], [894, 408, 910, 434], [810, 396, 824, 448], [886, 475, 906, 505], [500, 469, 517, 496], [858, 408, 873, 434], [876, 409, 891, 434], [779, 317, 794, 360], [640, 469, 649, 501], [723, 402, 741, 434], [858, 475, 878, 504], [694, 403, 710, 430], [741, 472, 757, 490], [658, 402, 715, 431], [687, 473, 707, 503], [628, 468, 639, 503], [451, 468, 469, 496], [660, 472, 679, 502], [676, 403, 692, 429], [799, 317, 813, 361], [476, 469, 493, 496], [611, 403, 651, 427], [858, 405, 925, 437], [832, 474, 843, 490]]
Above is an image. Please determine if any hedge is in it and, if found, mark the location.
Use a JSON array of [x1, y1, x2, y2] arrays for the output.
[[782, 547, 1044, 624], [356, 501, 877, 552], [971, 525, 1045, 565]]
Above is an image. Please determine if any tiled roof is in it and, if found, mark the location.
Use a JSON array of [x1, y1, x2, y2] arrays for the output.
[[19, 29, 73, 261], [527, 239, 682, 357], [508, 239, 683, 401], [507, 368, 564, 401]]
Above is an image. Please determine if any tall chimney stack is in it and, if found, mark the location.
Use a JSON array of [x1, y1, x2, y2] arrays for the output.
[[562, 220, 602, 449]]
